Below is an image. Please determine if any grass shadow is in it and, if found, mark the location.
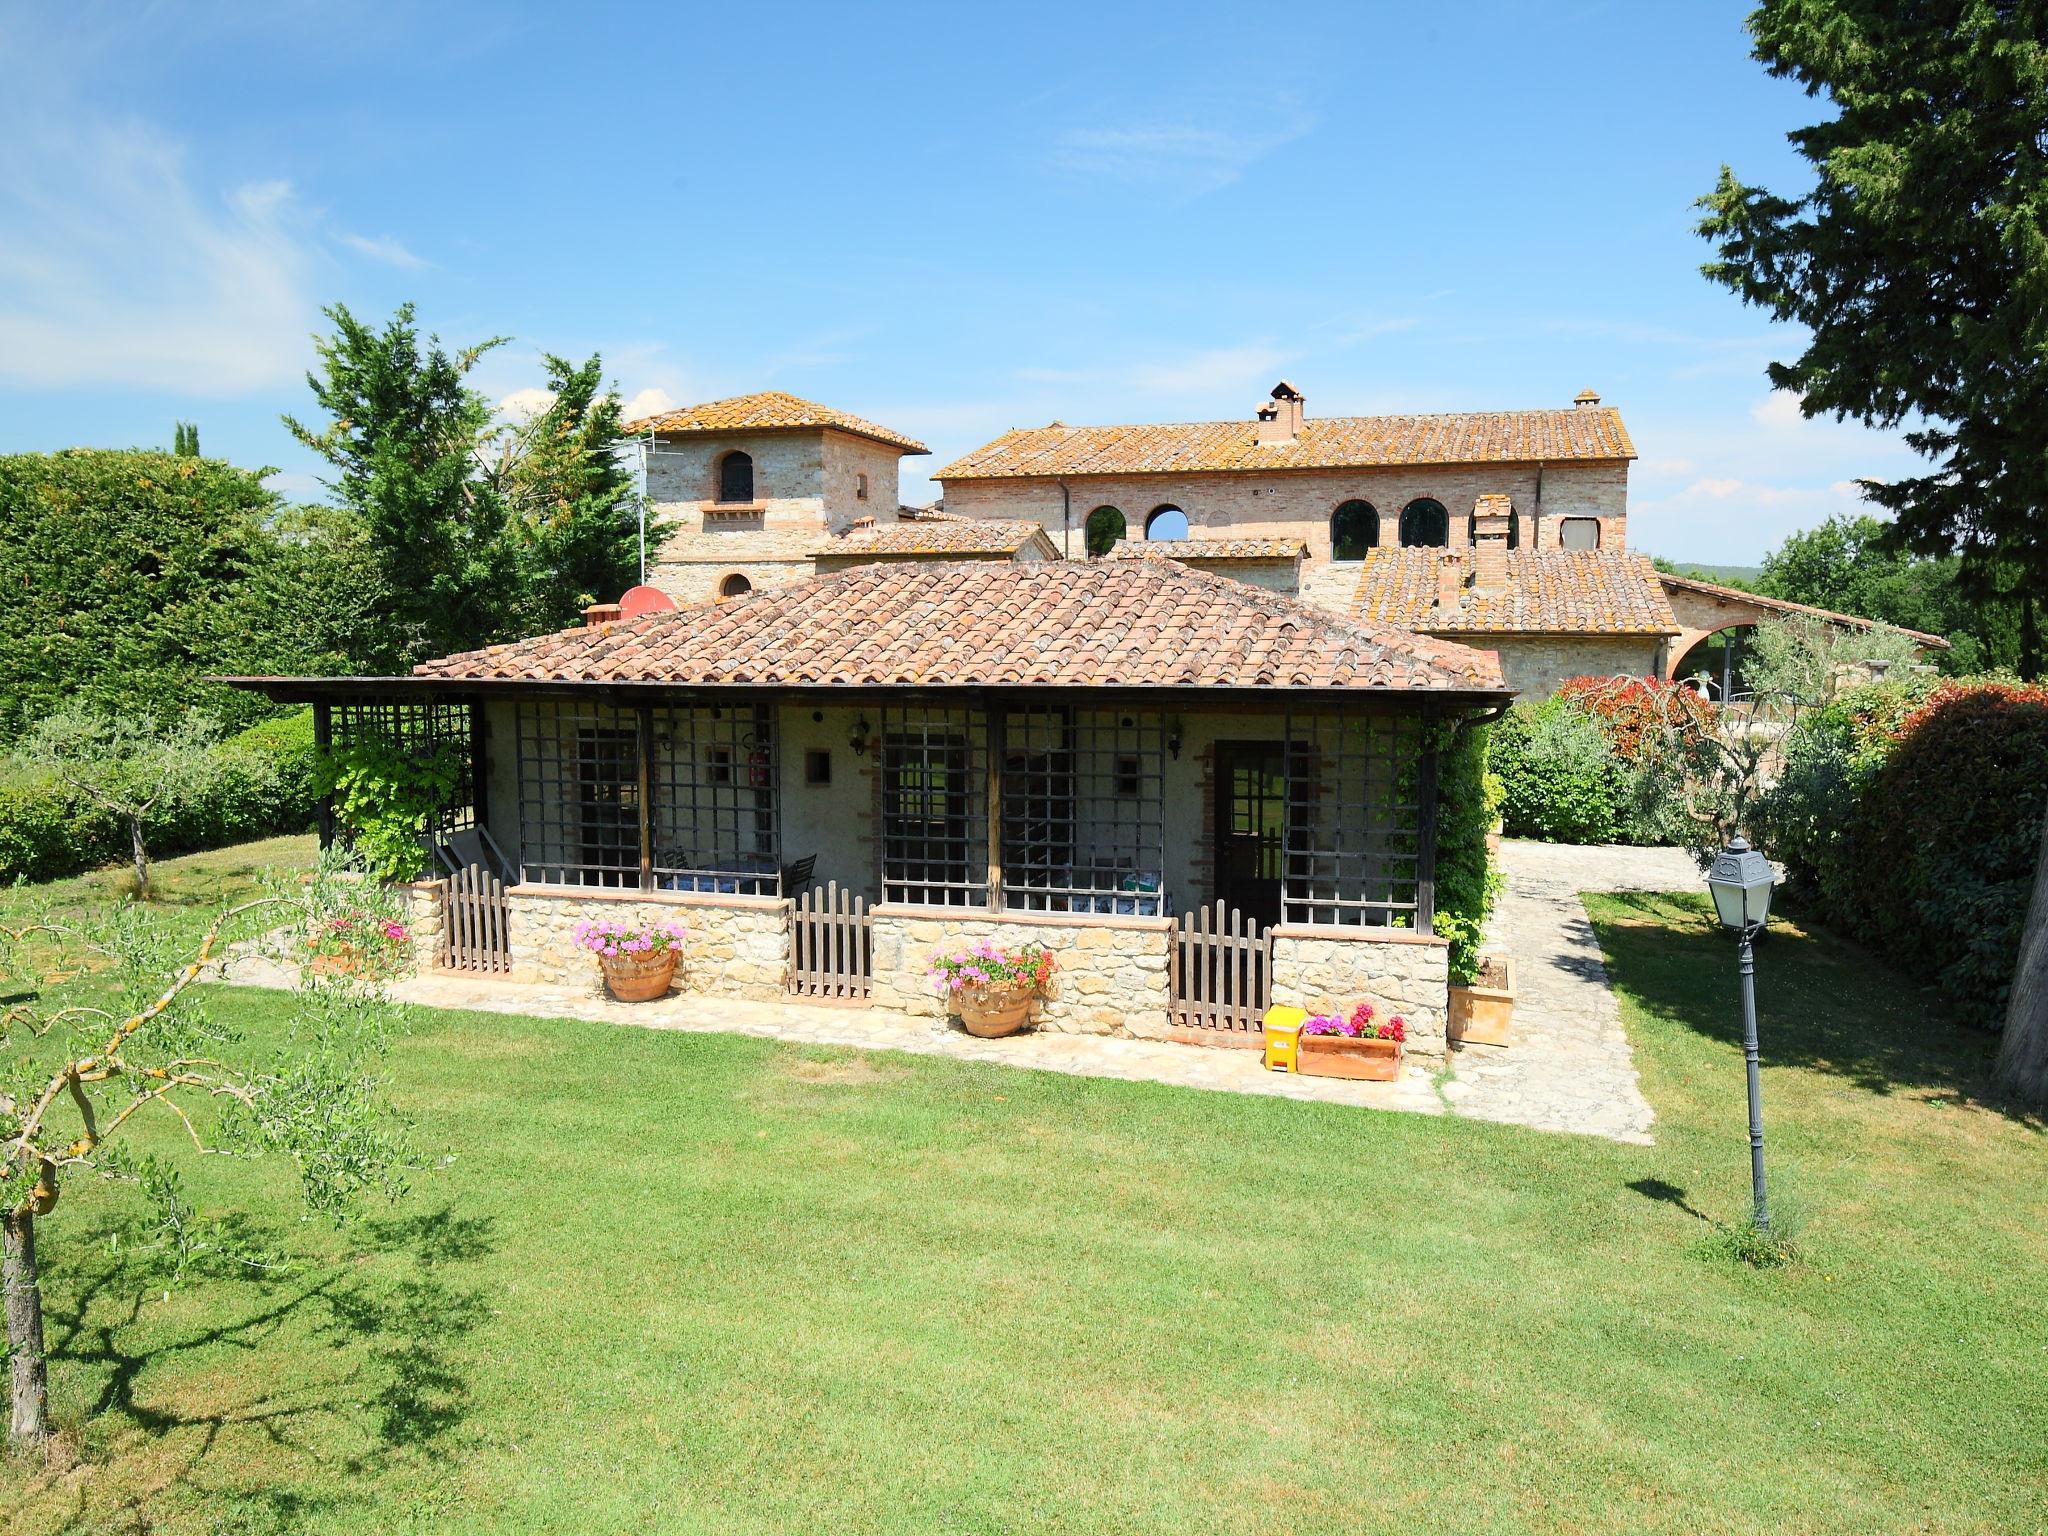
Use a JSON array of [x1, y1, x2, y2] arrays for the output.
[[12, 1201, 498, 1527], [1592, 889, 2042, 1126]]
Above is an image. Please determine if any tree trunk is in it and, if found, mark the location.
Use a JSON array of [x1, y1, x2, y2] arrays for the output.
[[129, 815, 151, 902], [4, 1210, 48, 1454], [1995, 809, 2048, 1106]]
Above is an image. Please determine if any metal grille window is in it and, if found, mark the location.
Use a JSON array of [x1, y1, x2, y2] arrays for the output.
[[1282, 711, 1431, 929], [1001, 708, 1165, 914], [515, 700, 642, 888], [879, 703, 987, 907], [650, 702, 779, 895], [328, 700, 477, 835]]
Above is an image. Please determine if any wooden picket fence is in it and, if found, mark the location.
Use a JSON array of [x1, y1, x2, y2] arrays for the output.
[[1170, 900, 1273, 1034], [789, 881, 872, 1000], [441, 861, 512, 974]]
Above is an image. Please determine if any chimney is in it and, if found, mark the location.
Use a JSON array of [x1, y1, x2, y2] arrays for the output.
[[1574, 388, 1602, 408], [1254, 380, 1306, 444], [1472, 495, 1513, 591], [1434, 552, 1465, 612], [583, 601, 623, 627]]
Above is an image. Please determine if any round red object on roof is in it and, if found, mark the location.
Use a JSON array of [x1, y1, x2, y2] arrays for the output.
[[617, 585, 677, 619]]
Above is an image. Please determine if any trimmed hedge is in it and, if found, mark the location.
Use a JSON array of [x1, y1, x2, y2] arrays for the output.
[[1768, 680, 2048, 1024], [0, 710, 320, 884]]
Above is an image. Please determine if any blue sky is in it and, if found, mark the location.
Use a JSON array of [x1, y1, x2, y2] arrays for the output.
[[0, 0, 1922, 565]]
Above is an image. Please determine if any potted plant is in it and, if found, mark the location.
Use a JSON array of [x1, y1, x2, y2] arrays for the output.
[[1448, 954, 1515, 1048], [928, 940, 1056, 1037], [1296, 1003, 1406, 1081], [575, 916, 689, 1002], [308, 908, 412, 979]]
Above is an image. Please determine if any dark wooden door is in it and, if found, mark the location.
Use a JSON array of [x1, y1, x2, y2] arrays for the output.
[[1215, 741, 1286, 927]]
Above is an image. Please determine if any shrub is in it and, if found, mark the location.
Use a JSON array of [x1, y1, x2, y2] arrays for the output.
[[0, 708, 321, 885], [1555, 676, 1717, 761], [314, 735, 467, 883], [1489, 699, 1625, 844], [1842, 680, 2048, 1022], [1433, 719, 1504, 985]]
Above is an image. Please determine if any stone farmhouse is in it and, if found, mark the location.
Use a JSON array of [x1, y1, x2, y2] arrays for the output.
[[636, 383, 1938, 700], [225, 377, 1939, 1054]]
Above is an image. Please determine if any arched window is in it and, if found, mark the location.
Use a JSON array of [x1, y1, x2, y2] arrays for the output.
[[1084, 505, 1126, 558], [1331, 500, 1379, 561], [717, 450, 754, 504], [1559, 517, 1600, 550], [1399, 498, 1449, 548], [1145, 505, 1189, 541], [718, 573, 752, 601]]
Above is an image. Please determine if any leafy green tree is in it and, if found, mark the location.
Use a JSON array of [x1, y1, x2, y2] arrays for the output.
[[1756, 514, 2015, 672], [0, 857, 411, 1452], [0, 449, 279, 737], [172, 422, 199, 457], [1697, 1, 2048, 678], [285, 303, 510, 668], [19, 707, 225, 899], [228, 501, 394, 679], [487, 352, 645, 633]]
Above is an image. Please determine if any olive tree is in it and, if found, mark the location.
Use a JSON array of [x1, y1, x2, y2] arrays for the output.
[[0, 853, 412, 1454]]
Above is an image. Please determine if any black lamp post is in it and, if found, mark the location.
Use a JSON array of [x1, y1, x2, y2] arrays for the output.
[[1705, 833, 1778, 1229]]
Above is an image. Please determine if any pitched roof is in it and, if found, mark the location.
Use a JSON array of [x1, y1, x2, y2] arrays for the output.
[[624, 390, 928, 454], [935, 406, 1634, 480], [414, 560, 1505, 694], [813, 519, 1055, 558], [1106, 538, 1307, 561], [1656, 573, 1950, 648], [1357, 549, 1681, 636]]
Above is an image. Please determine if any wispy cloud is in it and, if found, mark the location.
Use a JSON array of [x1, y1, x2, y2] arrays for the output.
[[1016, 342, 1298, 398], [1045, 96, 1314, 201], [0, 111, 314, 394], [337, 231, 427, 269]]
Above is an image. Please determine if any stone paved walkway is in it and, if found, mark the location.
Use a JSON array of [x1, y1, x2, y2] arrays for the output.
[[219, 841, 1702, 1141], [1443, 840, 1702, 1144]]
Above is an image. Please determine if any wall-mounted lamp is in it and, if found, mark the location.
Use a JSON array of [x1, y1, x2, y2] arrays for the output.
[[1166, 718, 1185, 760], [850, 715, 872, 757]]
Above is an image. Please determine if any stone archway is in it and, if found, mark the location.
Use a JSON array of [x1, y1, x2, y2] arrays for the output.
[[1671, 626, 1756, 701]]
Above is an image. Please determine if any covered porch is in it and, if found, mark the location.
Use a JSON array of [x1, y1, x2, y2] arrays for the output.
[[238, 560, 1508, 1056]]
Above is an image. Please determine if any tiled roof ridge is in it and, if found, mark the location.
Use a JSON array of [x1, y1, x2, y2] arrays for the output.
[[936, 404, 1636, 480], [1656, 571, 1950, 647], [1355, 546, 1681, 637], [624, 389, 928, 454], [411, 558, 1506, 693]]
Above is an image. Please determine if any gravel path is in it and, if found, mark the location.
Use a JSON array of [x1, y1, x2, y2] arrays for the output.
[[1442, 840, 1701, 1144]]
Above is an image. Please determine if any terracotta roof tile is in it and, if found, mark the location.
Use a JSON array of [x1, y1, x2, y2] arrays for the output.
[[624, 390, 927, 454], [415, 561, 1506, 694], [1358, 549, 1680, 636], [1656, 573, 1950, 647], [813, 520, 1055, 558], [1106, 538, 1308, 561], [936, 406, 1634, 480]]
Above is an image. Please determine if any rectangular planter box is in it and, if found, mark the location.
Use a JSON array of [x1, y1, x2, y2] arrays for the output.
[[1297, 1034, 1402, 1081], [1449, 955, 1514, 1048]]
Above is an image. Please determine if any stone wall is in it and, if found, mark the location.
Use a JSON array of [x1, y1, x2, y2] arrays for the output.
[[939, 459, 1630, 581], [870, 907, 1174, 1036], [1479, 635, 1668, 700], [1270, 926, 1451, 1062], [396, 878, 446, 975], [500, 886, 790, 1000]]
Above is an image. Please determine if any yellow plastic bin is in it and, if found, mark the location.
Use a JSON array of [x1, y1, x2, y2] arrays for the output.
[[1262, 1005, 1308, 1073]]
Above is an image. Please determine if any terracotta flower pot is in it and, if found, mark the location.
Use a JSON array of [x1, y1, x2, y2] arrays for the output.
[[601, 949, 678, 1003], [1297, 1033, 1402, 1081], [310, 943, 364, 978], [1449, 954, 1515, 1048], [955, 985, 1033, 1038]]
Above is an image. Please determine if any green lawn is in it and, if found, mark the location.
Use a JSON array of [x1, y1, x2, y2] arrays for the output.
[[2, 845, 2044, 1533]]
